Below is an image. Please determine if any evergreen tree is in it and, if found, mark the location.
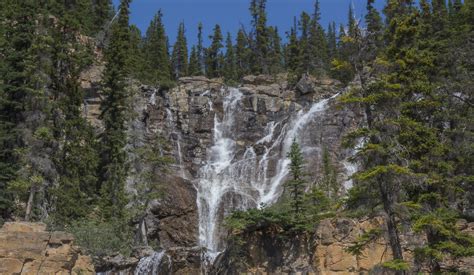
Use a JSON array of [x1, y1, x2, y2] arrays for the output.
[[99, 0, 132, 220], [235, 28, 251, 79], [365, 0, 384, 60], [197, 22, 205, 75], [188, 46, 201, 76], [320, 148, 338, 201], [286, 19, 301, 86], [298, 12, 312, 75], [326, 22, 337, 62], [249, 0, 270, 74], [128, 25, 146, 81], [142, 10, 171, 85], [286, 140, 306, 217], [309, 0, 328, 74], [0, 0, 53, 221], [268, 26, 283, 74], [223, 32, 237, 82], [171, 22, 188, 79], [50, 16, 99, 224], [205, 24, 223, 78], [93, 0, 113, 33]]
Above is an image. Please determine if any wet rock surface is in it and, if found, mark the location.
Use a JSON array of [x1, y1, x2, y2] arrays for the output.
[[83, 74, 364, 273]]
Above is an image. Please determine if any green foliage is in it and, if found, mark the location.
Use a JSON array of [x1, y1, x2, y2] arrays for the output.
[[171, 22, 188, 78], [381, 259, 410, 271], [346, 228, 382, 255], [141, 10, 171, 85], [98, 0, 132, 220], [223, 32, 237, 82], [286, 140, 306, 217], [205, 24, 224, 78], [67, 218, 133, 257]]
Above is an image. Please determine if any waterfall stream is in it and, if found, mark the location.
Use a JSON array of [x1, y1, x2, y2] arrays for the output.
[[196, 88, 340, 260], [137, 86, 351, 273]]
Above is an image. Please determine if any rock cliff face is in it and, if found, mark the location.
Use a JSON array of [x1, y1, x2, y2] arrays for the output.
[[213, 217, 474, 274], [79, 73, 474, 274], [91, 74, 369, 273], [0, 222, 95, 274]]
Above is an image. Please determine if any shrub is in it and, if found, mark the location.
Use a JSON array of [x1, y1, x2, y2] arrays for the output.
[[67, 218, 133, 257]]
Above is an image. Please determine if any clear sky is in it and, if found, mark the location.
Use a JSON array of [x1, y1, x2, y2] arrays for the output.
[[112, 0, 386, 46]]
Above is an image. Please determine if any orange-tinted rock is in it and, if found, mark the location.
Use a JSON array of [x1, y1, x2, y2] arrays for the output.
[[0, 222, 95, 274]]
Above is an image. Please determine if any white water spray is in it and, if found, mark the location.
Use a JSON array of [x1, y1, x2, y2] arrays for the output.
[[196, 88, 339, 260]]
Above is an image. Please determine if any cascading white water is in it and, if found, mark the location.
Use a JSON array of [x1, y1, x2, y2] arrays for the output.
[[196, 88, 244, 260], [196, 88, 339, 260], [342, 138, 364, 190], [165, 108, 186, 179], [134, 251, 165, 275]]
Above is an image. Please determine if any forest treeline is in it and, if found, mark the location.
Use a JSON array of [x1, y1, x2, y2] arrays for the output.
[[0, 0, 473, 272]]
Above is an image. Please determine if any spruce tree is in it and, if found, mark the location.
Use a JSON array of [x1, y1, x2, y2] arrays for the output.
[[223, 32, 237, 82], [249, 0, 270, 74], [205, 24, 223, 78], [197, 22, 205, 75], [268, 26, 283, 74], [235, 29, 251, 79], [286, 140, 306, 217], [309, 0, 328, 74], [326, 22, 337, 63], [0, 0, 52, 221], [143, 10, 171, 85], [188, 46, 201, 76], [286, 20, 301, 86], [298, 12, 312, 75], [49, 14, 100, 225], [99, 0, 132, 220], [171, 22, 188, 79]]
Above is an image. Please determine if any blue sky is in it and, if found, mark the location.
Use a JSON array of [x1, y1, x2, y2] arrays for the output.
[[112, 0, 386, 46]]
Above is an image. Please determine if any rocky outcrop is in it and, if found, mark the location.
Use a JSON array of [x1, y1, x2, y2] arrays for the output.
[[213, 217, 474, 274], [0, 222, 95, 274], [79, 73, 363, 273]]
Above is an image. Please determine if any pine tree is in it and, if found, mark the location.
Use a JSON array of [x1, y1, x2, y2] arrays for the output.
[[235, 28, 251, 79], [197, 22, 205, 75], [143, 10, 171, 85], [223, 32, 237, 82], [365, 0, 384, 60], [93, 0, 113, 33], [268, 26, 283, 74], [171, 22, 188, 79], [0, 0, 53, 221], [286, 19, 301, 86], [128, 25, 146, 81], [99, 0, 132, 220], [309, 0, 328, 74], [49, 15, 100, 225], [188, 46, 201, 76], [249, 0, 270, 74], [326, 22, 337, 62], [298, 12, 312, 75], [205, 24, 223, 78], [286, 140, 306, 217]]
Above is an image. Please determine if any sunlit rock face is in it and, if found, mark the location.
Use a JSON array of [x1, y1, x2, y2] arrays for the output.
[[0, 222, 95, 274]]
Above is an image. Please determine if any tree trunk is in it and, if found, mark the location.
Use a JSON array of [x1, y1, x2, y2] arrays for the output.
[[25, 187, 35, 222], [379, 181, 405, 275]]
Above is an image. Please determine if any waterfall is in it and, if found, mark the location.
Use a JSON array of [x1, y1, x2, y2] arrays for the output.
[[134, 251, 165, 275], [342, 138, 364, 190], [196, 88, 243, 260], [196, 87, 339, 260], [165, 108, 186, 179]]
